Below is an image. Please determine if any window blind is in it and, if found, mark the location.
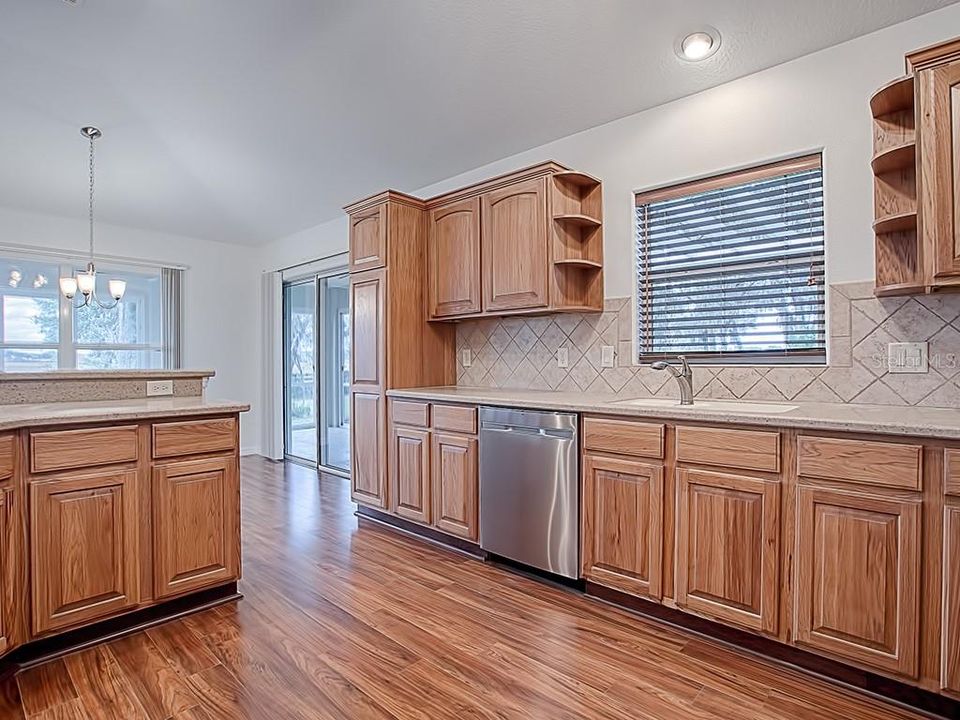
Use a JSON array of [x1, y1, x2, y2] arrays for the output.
[[635, 155, 825, 364]]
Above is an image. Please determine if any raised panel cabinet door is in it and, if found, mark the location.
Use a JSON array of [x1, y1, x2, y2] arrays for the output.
[[676, 469, 780, 635], [428, 197, 481, 318], [350, 268, 386, 391], [795, 486, 920, 678], [944, 504, 960, 693], [352, 391, 386, 508], [390, 426, 430, 524], [30, 470, 139, 635], [581, 454, 663, 599], [349, 203, 387, 272], [0, 489, 8, 655], [431, 433, 478, 540], [921, 61, 960, 282], [153, 456, 240, 600], [481, 177, 549, 312]]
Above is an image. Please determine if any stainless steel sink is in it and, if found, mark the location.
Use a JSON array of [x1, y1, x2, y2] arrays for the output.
[[613, 398, 798, 414]]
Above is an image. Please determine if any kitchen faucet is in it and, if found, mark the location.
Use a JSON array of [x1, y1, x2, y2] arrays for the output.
[[650, 355, 694, 405]]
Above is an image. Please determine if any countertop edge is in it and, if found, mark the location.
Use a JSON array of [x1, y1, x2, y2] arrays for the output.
[[0, 369, 217, 382], [0, 400, 250, 431]]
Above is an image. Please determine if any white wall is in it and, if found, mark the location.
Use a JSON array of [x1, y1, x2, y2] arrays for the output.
[[261, 3, 960, 301], [0, 206, 261, 453]]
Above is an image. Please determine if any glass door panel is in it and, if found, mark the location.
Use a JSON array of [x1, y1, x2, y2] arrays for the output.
[[283, 281, 317, 463], [319, 274, 350, 472]]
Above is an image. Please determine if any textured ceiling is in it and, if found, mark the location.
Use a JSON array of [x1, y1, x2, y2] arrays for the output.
[[0, 0, 956, 246]]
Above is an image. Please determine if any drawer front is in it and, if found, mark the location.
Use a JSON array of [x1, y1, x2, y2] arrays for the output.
[[797, 435, 921, 491], [676, 426, 780, 473], [432, 404, 477, 435], [582, 416, 664, 459], [391, 400, 430, 428], [153, 417, 238, 459], [31, 425, 139, 474], [0, 433, 14, 481], [946, 449, 960, 496]]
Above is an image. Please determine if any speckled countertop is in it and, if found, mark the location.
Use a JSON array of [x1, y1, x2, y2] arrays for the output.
[[0, 396, 249, 430], [388, 386, 960, 440]]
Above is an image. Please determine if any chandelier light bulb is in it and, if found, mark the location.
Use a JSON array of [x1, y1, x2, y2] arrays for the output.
[[76, 268, 96, 295], [108, 279, 126, 300], [59, 277, 78, 299]]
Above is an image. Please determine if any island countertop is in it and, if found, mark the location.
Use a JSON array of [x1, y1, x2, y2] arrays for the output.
[[387, 385, 960, 440]]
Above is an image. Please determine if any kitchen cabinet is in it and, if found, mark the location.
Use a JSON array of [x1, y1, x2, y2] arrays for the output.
[[30, 469, 140, 635], [350, 268, 385, 391], [349, 202, 387, 272], [431, 432, 478, 540], [152, 456, 239, 600], [352, 391, 386, 508], [676, 468, 780, 635], [481, 177, 549, 312], [0, 488, 9, 655], [794, 485, 920, 678], [428, 197, 481, 318], [581, 454, 663, 599], [390, 426, 431, 524], [944, 502, 960, 694]]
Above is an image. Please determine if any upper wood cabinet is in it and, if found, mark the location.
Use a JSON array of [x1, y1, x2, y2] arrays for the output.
[[350, 268, 386, 391], [30, 470, 140, 635], [481, 177, 549, 313], [349, 202, 387, 272], [428, 198, 481, 318]]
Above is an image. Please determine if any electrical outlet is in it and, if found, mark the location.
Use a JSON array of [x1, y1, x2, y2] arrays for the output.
[[557, 347, 569, 368], [887, 342, 928, 374], [461, 348, 472, 368], [600, 345, 615, 368], [146, 379, 174, 396]]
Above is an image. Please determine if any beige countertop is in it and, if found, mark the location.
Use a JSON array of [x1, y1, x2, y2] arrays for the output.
[[0, 396, 249, 430], [388, 386, 960, 440], [0, 369, 215, 382]]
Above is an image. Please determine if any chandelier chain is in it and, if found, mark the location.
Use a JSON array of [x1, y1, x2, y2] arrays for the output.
[[88, 133, 95, 261]]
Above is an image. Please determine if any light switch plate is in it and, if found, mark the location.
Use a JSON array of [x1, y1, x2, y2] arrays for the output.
[[887, 342, 928, 374], [601, 345, 615, 368], [146, 379, 174, 396], [557, 347, 569, 368], [461, 348, 472, 368]]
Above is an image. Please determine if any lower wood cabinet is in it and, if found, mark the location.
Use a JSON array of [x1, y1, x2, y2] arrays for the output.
[[152, 456, 240, 600], [390, 426, 431, 524], [944, 503, 960, 694], [431, 432, 478, 540], [0, 488, 9, 655], [352, 391, 386, 508], [581, 454, 663, 599], [30, 470, 140, 635], [794, 485, 920, 678], [676, 468, 780, 635]]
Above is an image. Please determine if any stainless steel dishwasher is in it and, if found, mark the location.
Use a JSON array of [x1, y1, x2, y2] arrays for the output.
[[479, 406, 579, 579]]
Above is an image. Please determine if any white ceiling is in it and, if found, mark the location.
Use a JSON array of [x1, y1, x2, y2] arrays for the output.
[[0, 0, 956, 246]]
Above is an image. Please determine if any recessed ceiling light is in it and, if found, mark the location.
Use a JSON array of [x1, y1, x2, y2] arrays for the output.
[[676, 27, 721, 62]]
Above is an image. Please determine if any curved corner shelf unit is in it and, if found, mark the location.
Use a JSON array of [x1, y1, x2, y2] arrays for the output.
[[870, 75, 915, 118], [870, 141, 916, 175], [873, 211, 917, 235], [553, 258, 603, 270], [553, 213, 602, 229]]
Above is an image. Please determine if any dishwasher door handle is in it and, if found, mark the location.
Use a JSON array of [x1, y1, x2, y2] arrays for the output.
[[481, 423, 574, 440]]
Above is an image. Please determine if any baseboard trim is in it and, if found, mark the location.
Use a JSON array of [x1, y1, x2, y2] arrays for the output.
[[356, 506, 484, 558]]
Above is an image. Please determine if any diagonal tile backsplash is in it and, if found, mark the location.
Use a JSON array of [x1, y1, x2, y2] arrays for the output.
[[455, 281, 960, 408]]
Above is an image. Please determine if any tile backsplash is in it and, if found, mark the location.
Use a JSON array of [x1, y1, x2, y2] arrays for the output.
[[455, 281, 960, 408]]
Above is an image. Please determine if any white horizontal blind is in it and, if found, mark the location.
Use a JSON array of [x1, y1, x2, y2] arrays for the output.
[[635, 156, 825, 364]]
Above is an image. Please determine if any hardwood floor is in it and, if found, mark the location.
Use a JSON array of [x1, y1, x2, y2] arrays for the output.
[[0, 456, 929, 719]]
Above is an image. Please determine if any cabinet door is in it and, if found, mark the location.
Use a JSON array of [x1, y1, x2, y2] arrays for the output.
[[352, 391, 386, 508], [481, 178, 549, 312], [428, 198, 481, 318], [582, 455, 663, 599], [795, 486, 919, 677], [944, 504, 960, 694], [349, 203, 387, 272], [676, 469, 780, 635], [921, 61, 960, 283], [390, 426, 431, 524], [431, 433, 478, 540], [0, 489, 9, 655], [350, 268, 386, 391], [152, 456, 239, 600], [31, 471, 139, 635]]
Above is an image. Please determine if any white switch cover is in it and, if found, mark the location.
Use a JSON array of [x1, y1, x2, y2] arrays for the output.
[[461, 348, 473, 368], [887, 342, 928, 374], [557, 347, 569, 368], [146, 379, 174, 396], [600, 345, 615, 368]]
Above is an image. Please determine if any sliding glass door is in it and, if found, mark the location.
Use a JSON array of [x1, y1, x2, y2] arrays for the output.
[[282, 271, 350, 473]]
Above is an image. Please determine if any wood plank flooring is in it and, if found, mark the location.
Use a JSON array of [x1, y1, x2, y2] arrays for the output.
[[1, 456, 929, 719]]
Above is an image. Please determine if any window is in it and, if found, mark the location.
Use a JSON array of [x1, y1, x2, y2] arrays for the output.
[[635, 155, 825, 364], [0, 256, 175, 372]]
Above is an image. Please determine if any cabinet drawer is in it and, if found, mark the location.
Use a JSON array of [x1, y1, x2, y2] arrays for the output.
[[946, 449, 960, 496], [0, 433, 14, 481], [582, 416, 663, 459], [391, 400, 430, 428], [432, 404, 477, 434], [152, 417, 237, 459], [30, 425, 139, 474], [676, 426, 780, 473], [797, 435, 922, 491]]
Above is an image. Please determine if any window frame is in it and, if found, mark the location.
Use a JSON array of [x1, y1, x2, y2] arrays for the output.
[[632, 153, 827, 366]]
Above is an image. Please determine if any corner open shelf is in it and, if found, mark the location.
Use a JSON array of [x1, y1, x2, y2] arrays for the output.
[[553, 213, 602, 228], [549, 171, 604, 311]]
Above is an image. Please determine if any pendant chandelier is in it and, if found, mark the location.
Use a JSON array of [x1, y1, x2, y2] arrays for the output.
[[58, 127, 126, 309]]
